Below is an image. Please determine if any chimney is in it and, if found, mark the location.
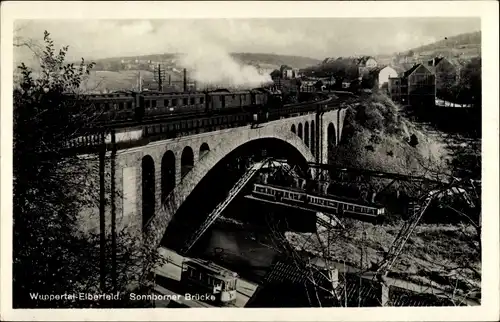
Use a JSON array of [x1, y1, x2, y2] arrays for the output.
[[168, 74, 171, 86], [183, 68, 187, 92]]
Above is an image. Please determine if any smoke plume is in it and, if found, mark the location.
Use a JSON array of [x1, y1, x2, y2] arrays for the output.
[[175, 42, 273, 89]]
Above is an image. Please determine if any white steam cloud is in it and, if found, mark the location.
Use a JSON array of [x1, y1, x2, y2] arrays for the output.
[[176, 43, 273, 89]]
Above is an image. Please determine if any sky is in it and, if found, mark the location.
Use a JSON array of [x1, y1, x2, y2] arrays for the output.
[[14, 18, 481, 63]]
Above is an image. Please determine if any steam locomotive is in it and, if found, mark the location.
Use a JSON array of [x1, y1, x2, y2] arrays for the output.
[[75, 88, 283, 123]]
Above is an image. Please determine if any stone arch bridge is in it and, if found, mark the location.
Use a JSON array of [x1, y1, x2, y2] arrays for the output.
[[79, 107, 347, 253]]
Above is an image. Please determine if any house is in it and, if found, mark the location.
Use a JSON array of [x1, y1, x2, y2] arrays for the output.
[[389, 63, 436, 108], [426, 56, 460, 92], [365, 66, 398, 89], [356, 56, 378, 77], [281, 65, 300, 79], [317, 56, 377, 89]]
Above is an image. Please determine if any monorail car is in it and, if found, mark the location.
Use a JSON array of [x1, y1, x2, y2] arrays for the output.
[[251, 183, 385, 220]]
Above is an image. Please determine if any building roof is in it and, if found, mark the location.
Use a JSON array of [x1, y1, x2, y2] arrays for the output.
[[389, 285, 456, 307], [368, 66, 385, 75], [262, 260, 309, 284], [246, 258, 384, 308], [402, 63, 432, 79], [368, 65, 397, 76], [357, 56, 375, 66], [427, 56, 462, 72]]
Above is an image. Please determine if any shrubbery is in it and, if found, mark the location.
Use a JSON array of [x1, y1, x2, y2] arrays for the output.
[[343, 91, 405, 138]]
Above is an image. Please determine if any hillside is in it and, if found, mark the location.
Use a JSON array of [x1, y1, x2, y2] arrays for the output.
[[80, 52, 320, 92], [394, 31, 481, 63], [332, 92, 450, 175], [302, 31, 481, 78], [91, 52, 320, 71], [230, 53, 321, 69]]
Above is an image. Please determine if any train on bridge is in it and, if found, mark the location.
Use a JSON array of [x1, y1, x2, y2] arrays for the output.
[[71, 87, 302, 124]]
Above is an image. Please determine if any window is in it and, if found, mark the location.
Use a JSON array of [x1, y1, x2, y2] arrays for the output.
[[152, 100, 157, 108], [200, 97, 204, 104], [145, 100, 150, 108], [164, 99, 169, 107], [127, 102, 132, 110], [190, 97, 195, 105], [183, 98, 188, 105], [118, 102, 124, 110]]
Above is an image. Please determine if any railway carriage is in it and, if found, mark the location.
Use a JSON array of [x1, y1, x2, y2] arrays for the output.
[[142, 91, 206, 116], [76, 84, 334, 126], [82, 92, 136, 121]]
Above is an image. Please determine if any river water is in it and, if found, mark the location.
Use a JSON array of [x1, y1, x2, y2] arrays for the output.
[[196, 223, 279, 281], [187, 196, 318, 282]]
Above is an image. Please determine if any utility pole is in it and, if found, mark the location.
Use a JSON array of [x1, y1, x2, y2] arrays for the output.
[[154, 64, 166, 92], [99, 130, 107, 292], [183, 68, 187, 92], [110, 129, 117, 292], [137, 71, 143, 92]]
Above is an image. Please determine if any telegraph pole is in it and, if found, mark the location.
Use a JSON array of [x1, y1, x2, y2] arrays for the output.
[[183, 68, 187, 92], [110, 129, 117, 292], [137, 71, 143, 92], [154, 64, 166, 92], [99, 131, 106, 292]]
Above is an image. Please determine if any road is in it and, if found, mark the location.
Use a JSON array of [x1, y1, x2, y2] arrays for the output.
[[153, 247, 258, 308]]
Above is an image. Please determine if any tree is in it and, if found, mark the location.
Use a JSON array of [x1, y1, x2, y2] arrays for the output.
[[458, 57, 481, 107], [13, 31, 160, 308]]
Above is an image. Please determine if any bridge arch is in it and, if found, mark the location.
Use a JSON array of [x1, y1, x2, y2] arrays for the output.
[[181, 146, 194, 178], [145, 128, 315, 250], [141, 155, 155, 228], [291, 124, 296, 134], [298, 123, 303, 139], [311, 120, 315, 156], [161, 150, 176, 202], [304, 121, 310, 147], [199, 143, 210, 161]]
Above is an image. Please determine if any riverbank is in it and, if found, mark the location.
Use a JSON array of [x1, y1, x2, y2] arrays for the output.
[[286, 219, 479, 293]]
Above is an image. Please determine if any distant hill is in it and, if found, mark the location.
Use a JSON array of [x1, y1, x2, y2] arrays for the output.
[[75, 52, 321, 93], [393, 31, 481, 64], [230, 53, 321, 69], [91, 52, 320, 71], [405, 31, 480, 56]]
